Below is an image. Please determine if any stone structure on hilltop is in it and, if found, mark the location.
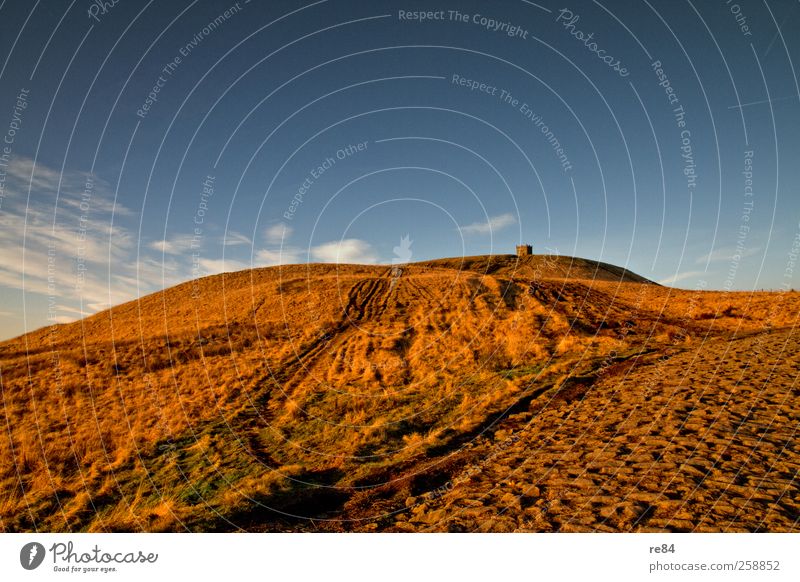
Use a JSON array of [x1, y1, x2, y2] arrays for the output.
[[516, 244, 533, 257]]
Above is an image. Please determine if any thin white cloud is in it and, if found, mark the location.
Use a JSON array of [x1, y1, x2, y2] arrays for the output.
[[0, 156, 172, 337], [263, 223, 293, 244], [3, 155, 133, 217], [223, 230, 252, 246], [256, 223, 300, 266], [0, 157, 385, 340], [149, 239, 175, 254], [311, 239, 378, 264], [55, 304, 88, 316], [696, 246, 761, 264], [0, 157, 139, 311], [198, 257, 248, 276], [148, 236, 195, 255], [3, 155, 68, 193], [60, 192, 134, 217], [256, 247, 302, 266], [658, 270, 707, 286], [460, 213, 517, 235]]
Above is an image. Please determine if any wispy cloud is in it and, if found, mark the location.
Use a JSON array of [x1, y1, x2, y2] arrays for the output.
[[0, 156, 140, 313], [255, 223, 299, 266], [696, 246, 761, 264], [263, 223, 293, 244], [658, 270, 707, 286], [148, 236, 194, 255], [460, 213, 516, 235], [255, 247, 302, 266], [3, 155, 75, 195], [0, 158, 394, 339], [311, 239, 378, 264], [198, 257, 248, 275], [0, 156, 189, 336], [223, 230, 252, 247]]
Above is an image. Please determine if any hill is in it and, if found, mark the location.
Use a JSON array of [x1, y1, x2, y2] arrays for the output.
[[415, 254, 654, 284], [1, 255, 798, 532]]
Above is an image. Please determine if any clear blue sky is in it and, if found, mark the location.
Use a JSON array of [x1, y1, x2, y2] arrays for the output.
[[0, 0, 799, 339]]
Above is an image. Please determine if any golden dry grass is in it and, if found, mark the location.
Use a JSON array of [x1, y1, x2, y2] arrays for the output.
[[0, 254, 797, 532]]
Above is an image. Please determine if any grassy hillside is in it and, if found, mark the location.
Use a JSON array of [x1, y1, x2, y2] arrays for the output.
[[1, 255, 797, 532]]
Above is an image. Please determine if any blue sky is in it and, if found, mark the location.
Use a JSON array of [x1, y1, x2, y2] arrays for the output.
[[0, 0, 799, 339]]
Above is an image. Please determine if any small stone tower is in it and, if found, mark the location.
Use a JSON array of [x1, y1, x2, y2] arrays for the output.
[[516, 244, 532, 257]]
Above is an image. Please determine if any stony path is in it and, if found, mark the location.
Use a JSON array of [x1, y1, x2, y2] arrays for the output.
[[394, 329, 800, 532]]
